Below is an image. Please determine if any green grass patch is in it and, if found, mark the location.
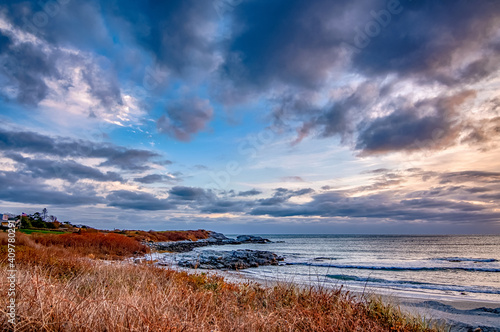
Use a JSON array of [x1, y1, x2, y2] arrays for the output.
[[19, 229, 66, 234]]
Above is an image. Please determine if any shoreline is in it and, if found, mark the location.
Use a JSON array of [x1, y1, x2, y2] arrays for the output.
[[147, 254, 500, 331], [228, 272, 500, 331]]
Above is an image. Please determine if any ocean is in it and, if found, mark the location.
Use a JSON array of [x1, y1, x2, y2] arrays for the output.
[[168, 234, 500, 302]]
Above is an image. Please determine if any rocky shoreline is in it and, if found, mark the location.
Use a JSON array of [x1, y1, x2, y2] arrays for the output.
[[147, 232, 283, 270], [147, 232, 271, 253], [177, 249, 284, 270]]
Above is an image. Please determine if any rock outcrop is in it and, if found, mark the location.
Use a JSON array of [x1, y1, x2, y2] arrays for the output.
[[148, 232, 272, 253], [177, 249, 284, 270], [236, 235, 271, 243]]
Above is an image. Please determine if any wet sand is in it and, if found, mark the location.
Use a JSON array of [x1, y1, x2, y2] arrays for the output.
[[222, 269, 500, 332]]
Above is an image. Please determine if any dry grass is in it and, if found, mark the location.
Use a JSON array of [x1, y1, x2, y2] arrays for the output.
[[0, 232, 442, 332], [31, 231, 149, 259], [116, 229, 212, 242]]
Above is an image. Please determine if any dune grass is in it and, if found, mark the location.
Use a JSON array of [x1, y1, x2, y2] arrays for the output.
[[0, 232, 443, 331]]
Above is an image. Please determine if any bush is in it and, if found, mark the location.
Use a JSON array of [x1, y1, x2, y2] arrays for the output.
[[32, 231, 149, 259]]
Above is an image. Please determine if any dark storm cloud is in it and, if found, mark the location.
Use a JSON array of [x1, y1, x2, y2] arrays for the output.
[[107, 190, 175, 210], [0, 171, 103, 205], [104, 0, 219, 76], [200, 200, 250, 214], [237, 189, 262, 197], [0, 27, 123, 110], [355, 91, 475, 154], [168, 186, 215, 202], [134, 174, 177, 184], [4, 0, 110, 50], [5, 152, 123, 183], [280, 83, 381, 145], [218, 0, 500, 153], [0, 34, 59, 105], [0, 1, 124, 111], [220, 0, 373, 93], [0, 128, 161, 171], [221, 0, 500, 92], [98, 149, 160, 171], [351, 0, 500, 84], [157, 98, 213, 142], [80, 60, 123, 108], [106, 186, 220, 211]]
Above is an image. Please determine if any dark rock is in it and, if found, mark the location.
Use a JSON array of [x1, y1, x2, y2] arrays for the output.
[[149, 240, 208, 253], [236, 235, 271, 243], [147, 232, 271, 253], [177, 249, 284, 270], [208, 232, 229, 241]]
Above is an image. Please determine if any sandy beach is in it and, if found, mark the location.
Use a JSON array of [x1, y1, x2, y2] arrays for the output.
[[397, 298, 500, 332], [195, 267, 500, 332]]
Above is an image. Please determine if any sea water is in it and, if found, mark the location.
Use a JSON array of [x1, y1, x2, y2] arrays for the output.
[[189, 234, 500, 302]]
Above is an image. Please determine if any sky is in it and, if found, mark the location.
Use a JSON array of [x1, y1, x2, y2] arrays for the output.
[[0, 0, 499, 234]]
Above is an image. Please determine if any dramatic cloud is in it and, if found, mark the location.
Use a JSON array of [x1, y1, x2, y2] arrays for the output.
[[219, 0, 364, 94], [106, 0, 220, 76], [134, 174, 178, 184], [250, 188, 500, 224], [0, 128, 161, 171], [0, 30, 56, 105], [237, 189, 262, 197], [157, 98, 213, 141], [0, 171, 104, 206], [257, 188, 314, 206], [168, 186, 215, 202], [107, 190, 175, 211], [0, 15, 126, 119], [351, 0, 500, 83], [356, 91, 476, 154], [215, 0, 500, 155], [5, 152, 123, 183]]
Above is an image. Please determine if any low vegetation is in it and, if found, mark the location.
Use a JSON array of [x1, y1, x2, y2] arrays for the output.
[[0, 231, 443, 332], [18, 229, 65, 235], [31, 231, 149, 259], [117, 229, 211, 242]]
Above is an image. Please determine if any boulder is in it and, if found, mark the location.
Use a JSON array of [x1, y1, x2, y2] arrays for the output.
[[177, 249, 284, 270], [236, 235, 271, 243]]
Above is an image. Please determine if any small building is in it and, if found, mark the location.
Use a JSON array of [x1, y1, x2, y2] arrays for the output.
[[0, 217, 20, 229]]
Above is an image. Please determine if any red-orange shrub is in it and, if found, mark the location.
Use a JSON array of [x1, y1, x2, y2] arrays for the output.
[[33, 232, 149, 258], [119, 229, 211, 242]]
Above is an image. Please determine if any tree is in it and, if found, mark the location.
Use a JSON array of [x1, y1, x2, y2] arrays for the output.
[[21, 216, 32, 229], [42, 208, 48, 221]]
